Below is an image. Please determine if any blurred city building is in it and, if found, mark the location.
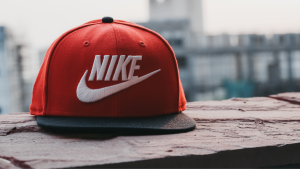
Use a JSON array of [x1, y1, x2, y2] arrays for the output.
[[138, 0, 204, 101], [0, 27, 26, 114], [139, 0, 300, 102], [6, 0, 300, 115]]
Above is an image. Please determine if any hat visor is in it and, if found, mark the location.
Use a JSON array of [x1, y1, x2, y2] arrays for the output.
[[37, 113, 196, 134]]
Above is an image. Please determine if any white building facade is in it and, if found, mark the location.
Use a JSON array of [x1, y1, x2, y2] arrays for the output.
[[139, 0, 300, 101], [0, 27, 25, 114]]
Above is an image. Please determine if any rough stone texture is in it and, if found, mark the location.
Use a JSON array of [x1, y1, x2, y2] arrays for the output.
[[270, 92, 300, 104], [1, 95, 300, 168], [0, 113, 41, 136]]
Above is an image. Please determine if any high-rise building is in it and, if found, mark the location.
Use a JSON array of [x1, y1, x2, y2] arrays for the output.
[[0, 27, 25, 114], [149, 0, 203, 34], [138, 0, 204, 101], [138, 0, 300, 101]]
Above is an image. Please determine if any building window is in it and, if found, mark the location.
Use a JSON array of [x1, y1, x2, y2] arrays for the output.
[[168, 39, 183, 47], [176, 57, 187, 69], [156, 0, 165, 3], [161, 31, 184, 47]]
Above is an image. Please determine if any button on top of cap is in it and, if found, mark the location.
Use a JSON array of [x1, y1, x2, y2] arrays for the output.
[[102, 17, 113, 23]]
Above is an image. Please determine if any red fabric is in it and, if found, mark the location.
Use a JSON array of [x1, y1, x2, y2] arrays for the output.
[[30, 19, 186, 117]]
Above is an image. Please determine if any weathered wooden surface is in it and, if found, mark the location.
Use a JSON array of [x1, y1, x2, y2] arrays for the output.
[[2, 94, 300, 168], [270, 92, 300, 104]]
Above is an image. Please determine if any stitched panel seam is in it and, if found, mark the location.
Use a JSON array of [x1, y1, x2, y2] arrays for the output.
[[116, 25, 122, 116], [41, 41, 58, 116], [110, 23, 121, 116], [45, 25, 99, 115], [114, 21, 180, 112], [109, 24, 119, 55]]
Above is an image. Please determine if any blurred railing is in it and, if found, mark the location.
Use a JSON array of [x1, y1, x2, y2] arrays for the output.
[[174, 33, 300, 101]]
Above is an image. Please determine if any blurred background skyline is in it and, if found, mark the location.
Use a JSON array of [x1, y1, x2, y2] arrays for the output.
[[1, 0, 300, 49], [1, 0, 300, 114]]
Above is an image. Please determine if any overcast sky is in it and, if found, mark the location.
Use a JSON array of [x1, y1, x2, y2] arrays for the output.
[[0, 0, 300, 49]]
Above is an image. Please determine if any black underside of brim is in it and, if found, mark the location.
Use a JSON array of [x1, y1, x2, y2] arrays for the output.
[[37, 113, 196, 134]]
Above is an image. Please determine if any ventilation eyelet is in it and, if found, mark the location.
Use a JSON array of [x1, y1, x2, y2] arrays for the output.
[[83, 41, 90, 46], [139, 41, 145, 47]]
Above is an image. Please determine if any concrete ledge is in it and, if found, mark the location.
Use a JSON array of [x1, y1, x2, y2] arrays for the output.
[[1, 94, 300, 168]]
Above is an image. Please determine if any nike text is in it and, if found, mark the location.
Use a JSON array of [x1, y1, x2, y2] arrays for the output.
[[88, 55, 142, 82]]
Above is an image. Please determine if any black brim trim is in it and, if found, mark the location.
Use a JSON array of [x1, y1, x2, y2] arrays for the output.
[[37, 113, 196, 134]]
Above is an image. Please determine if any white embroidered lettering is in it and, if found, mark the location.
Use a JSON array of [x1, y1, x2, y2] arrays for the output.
[[77, 54, 161, 102], [128, 56, 142, 80], [105, 55, 118, 81], [90, 55, 143, 81], [88, 55, 110, 81], [98, 55, 109, 80], [88, 55, 101, 81], [122, 56, 133, 81], [112, 55, 125, 81]]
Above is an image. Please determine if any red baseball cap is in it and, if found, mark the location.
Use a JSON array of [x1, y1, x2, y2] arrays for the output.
[[30, 17, 195, 133]]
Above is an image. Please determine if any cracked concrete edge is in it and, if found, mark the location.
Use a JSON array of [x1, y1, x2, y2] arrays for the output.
[[186, 97, 292, 112], [71, 143, 300, 168], [1, 115, 299, 137], [0, 158, 19, 169], [0, 156, 31, 169], [1, 96, 300, 136], [193, 118, 300, 123], [0, 123, 41, 136], [0, 114, 41, 136], [269, 92, 300, 105], [2, 96, 300, 168]]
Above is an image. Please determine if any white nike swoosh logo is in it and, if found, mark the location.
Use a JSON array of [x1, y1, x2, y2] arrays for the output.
[[76, 69, 161, 103]]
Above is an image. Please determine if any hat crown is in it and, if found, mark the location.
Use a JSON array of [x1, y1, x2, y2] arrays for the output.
[[30, 19, 186, 117]]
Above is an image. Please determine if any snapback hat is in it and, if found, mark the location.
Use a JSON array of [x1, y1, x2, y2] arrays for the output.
[[30, 17, 196, 133]]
